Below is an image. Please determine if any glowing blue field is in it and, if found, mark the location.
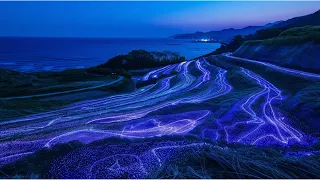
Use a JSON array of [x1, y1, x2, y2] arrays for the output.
[[0, 56, 319, 178]]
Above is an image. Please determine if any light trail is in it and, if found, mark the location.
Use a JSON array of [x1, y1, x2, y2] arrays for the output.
[[0, 57, 313, 173], [141, 64, 174, 81], [224, 53, 320, 80], [0, 59, 234, 167], [211, 68, 303, 145], [151, 142, 206, 167]]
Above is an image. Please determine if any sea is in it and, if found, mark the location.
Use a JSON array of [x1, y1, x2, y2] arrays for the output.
[[0, 37, 220, 72]]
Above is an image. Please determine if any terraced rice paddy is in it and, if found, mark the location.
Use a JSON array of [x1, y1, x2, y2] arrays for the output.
[[0, 55, 319, 178]]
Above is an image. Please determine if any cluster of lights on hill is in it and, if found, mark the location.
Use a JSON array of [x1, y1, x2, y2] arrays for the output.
[[192, 38, 217, 43]]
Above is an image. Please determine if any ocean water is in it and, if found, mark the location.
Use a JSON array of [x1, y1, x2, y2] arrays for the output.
[[0, 37, 220, 72]]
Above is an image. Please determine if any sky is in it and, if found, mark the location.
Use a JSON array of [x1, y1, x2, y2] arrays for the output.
[[0, 1, 320, 38]]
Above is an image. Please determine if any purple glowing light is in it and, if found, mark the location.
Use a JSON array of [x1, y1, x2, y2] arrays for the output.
[[0, 59, 234, 166], [0, 57, 312, 170], [205, 67, 303, 146], [224, 53, 320, 80]]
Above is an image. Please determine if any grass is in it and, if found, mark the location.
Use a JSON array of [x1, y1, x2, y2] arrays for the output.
[[207, 55, 320, 134], [0, 55, 319, 178], [1, 49, 319, 178], [0, 68, 133, 121], [1, 137, 319, 179], [0, 99, 72, 121], [0, 68, 120, 98], [243, 26, 320, 46], [0, 78, 133, 121], [152, 141, 320, 179]]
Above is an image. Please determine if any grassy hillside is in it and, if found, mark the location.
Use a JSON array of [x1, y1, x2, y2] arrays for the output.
[[0, 49, 185, 120], [86, 50, 185, 78], [195, 8, 320, 59], [0, 68, 133, 121], [233, 26, 320, 73], [243, 26, 320, 46], [195, 28, 284, 59], [1, 52, 320, 179], [208, 54, 320, 134], [2, 137, 320, 179], [0, 68, 121, 98]]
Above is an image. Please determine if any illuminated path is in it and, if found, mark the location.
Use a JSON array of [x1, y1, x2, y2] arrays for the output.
[[223, 53, 320, 80], [0, 59, 230, 167], [0, 58, 312, 175], [203, 68, 303, 145]]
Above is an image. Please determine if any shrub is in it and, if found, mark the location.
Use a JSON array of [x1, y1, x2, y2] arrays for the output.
[[98, 50, 185, 70]]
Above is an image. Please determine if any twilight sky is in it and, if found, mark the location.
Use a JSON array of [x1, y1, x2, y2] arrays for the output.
[[0, 1, 319, 38]]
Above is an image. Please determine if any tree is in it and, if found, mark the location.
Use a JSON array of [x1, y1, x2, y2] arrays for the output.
[[226, 35, 245, 51]]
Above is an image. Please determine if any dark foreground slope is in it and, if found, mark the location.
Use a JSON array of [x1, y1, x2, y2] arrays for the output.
[[0, 68, 132, 121], [233, 26, 320, 72], [1, 138, 320, 179]]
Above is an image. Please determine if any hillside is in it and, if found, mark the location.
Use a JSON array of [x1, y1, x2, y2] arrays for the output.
[[174, 9, 320, 43], [233, 26, 320, 72], [87, 50, 185, 76], [2, 46, 320, 179], [274, 10, 320, 29], [173, 26, 264, 42]]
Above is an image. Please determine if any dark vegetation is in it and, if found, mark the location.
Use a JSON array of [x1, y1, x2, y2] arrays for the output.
[[0, 68, 129, 121], [0, 78, 134, 121], [154, 142, 320, 179], [243, 26, 320, 45], [0, 68, 130, 121], [87, 67, 132, 78], [233, 26, 320, 73], [1, 137, 320, 179], [87, 50, 185, 77], [0, 141, 84, 179], [0, 98, 73, 121], [0, 68, 119, 98]]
